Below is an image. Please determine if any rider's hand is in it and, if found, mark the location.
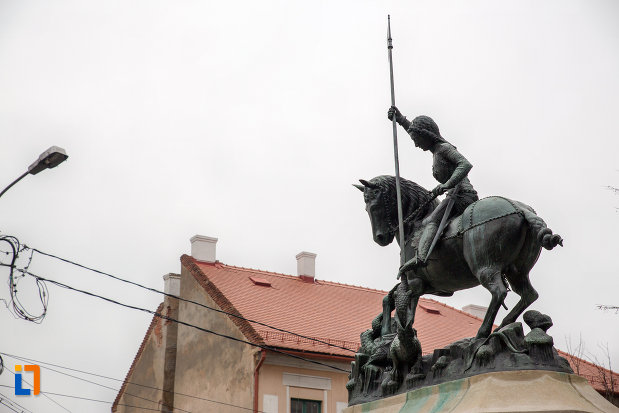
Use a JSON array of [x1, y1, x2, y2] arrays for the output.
[[387, 106, 403, 124], [431, 184, 447, 197]]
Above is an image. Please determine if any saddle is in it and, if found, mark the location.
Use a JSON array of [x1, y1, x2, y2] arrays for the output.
[[442, 196, 522, 239]]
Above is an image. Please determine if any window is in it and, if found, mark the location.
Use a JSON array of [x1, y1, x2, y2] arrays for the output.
[[290, 398, 321, 413]]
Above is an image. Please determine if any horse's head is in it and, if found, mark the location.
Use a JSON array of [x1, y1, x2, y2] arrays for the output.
[[354, 175, 436, 247], [354, 177, 396, 246]]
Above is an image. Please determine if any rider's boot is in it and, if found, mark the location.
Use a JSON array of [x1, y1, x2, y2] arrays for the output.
[[415, 222, 439, 266], [400, 222, 439, 273]]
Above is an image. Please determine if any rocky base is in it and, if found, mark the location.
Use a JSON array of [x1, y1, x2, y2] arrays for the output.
[[347, 316, 573, 406]]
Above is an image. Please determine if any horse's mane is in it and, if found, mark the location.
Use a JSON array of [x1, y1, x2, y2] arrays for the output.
[[368, 175, 435, 228]]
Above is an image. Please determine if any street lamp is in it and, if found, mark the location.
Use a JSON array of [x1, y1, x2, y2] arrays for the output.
[[0, 146, 68, 199]]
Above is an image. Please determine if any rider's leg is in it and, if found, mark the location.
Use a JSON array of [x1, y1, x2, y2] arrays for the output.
[[416, 222, 439, 264], [412, 202, 445, 267], [399, 201, 447, 273]]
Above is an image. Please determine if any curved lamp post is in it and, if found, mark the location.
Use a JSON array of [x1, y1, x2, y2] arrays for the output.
[[0, 146, 68, 199]]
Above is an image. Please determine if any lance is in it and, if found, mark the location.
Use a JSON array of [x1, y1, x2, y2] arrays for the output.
[[387, 15, 406, 269]]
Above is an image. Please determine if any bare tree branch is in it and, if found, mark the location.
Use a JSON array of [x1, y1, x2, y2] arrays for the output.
[[564, 336, 618, 405], [585, 343, 617, 405], [565, 334, 585, 375]]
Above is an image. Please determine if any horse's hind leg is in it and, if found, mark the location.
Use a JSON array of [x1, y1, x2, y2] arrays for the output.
[[499, 271, 538, 328], [476, 266, 507, 339]]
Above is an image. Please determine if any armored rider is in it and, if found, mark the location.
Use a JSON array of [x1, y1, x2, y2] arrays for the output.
[[388, 106, 479, 272]]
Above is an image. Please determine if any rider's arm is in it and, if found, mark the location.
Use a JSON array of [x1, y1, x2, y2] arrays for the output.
[[388, 106, 412, 130], [399, 117, 411, 131], [437, 143, 473, 190]]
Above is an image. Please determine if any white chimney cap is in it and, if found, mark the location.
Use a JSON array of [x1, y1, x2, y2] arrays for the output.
[[296, 251, 316, 281], [163, 273, 181, 296], [190, 235, 218, 262], [462, 304, 488, 320]]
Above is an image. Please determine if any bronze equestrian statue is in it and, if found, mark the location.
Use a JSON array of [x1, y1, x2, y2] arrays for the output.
[[355, 111, 562, 340], [355, 175, 562, 339]]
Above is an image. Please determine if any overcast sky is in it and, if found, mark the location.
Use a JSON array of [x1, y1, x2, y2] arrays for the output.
[[1, 1, 618, 412]]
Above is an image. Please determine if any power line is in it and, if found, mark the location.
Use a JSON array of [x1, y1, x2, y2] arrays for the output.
[[2, 352, 262, 413], [0, 391, 34, 413], [0, 385, 181, 413], [0, 237, 47, 323], [28, 246, 357, 354], [21, 270, 351, 374], [2, 368, 71, 413], [0, 398, 21, 413], [3, 354, 189, 413]]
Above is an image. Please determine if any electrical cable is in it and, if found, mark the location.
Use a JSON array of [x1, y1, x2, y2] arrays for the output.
[[1, 352, 263, 412], [2, 368, 71, 413], [7, 354, 196, 413], [0, 385, 179, 413], [4, 354, 190, 413], [28, 246, 357, 354], [0, 237, 47, 323], [0, 391, 34, 413], [0, 398, 21, 413], [20, 269, 351, 374]]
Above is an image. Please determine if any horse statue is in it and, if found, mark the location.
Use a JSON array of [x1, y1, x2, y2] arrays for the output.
[[354, 175, 563, 339]]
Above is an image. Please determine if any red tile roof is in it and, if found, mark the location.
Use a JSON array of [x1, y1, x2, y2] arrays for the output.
[[182, 255, 483, 357], [181, 255, 618, 394]]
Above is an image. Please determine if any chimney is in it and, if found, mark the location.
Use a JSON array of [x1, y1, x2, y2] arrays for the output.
[[163, 273, 180, 296], [190, 235, 217, 262], [462, 304, 488, 319], [296, 251, 316, 282], [161, 273, 180, 413]]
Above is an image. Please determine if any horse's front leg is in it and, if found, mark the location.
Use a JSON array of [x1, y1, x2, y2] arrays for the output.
[[406, 277, 426, 326], [381, 284, 398, 336]]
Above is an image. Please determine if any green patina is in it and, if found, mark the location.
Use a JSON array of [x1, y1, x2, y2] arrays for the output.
[[427, 380, 467, 413], [397, 378, 467, 413], [399, 386, 434, 412]]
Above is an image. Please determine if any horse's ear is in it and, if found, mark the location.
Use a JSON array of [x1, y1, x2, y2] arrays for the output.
[[353, 184, 365, 192], [359, 179, 378, 189]]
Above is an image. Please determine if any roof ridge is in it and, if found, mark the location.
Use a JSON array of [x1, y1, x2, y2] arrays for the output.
[[213, 261, 392, 294], [193, 258, 505, 301], [217, 263, 302, 280]]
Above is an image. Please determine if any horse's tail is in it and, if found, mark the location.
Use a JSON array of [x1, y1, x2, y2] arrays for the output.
[[521, 207, 563, 250]]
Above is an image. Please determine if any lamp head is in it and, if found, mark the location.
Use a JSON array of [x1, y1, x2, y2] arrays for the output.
[[28, 146, 68, 175]]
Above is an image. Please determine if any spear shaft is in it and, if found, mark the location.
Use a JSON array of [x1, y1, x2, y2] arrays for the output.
[[388, 15, 406, 266]]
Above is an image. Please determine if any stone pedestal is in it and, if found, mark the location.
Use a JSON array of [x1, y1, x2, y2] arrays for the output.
[[343, 370, 618, 413]]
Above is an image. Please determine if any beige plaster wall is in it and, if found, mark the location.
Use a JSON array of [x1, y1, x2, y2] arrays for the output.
[[258, 362, 350, 413], [173, 266, 258, 412], [115, 313, 166, 413]]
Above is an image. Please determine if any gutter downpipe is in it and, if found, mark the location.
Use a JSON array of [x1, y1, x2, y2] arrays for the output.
[[254, 350, 266, 413]]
